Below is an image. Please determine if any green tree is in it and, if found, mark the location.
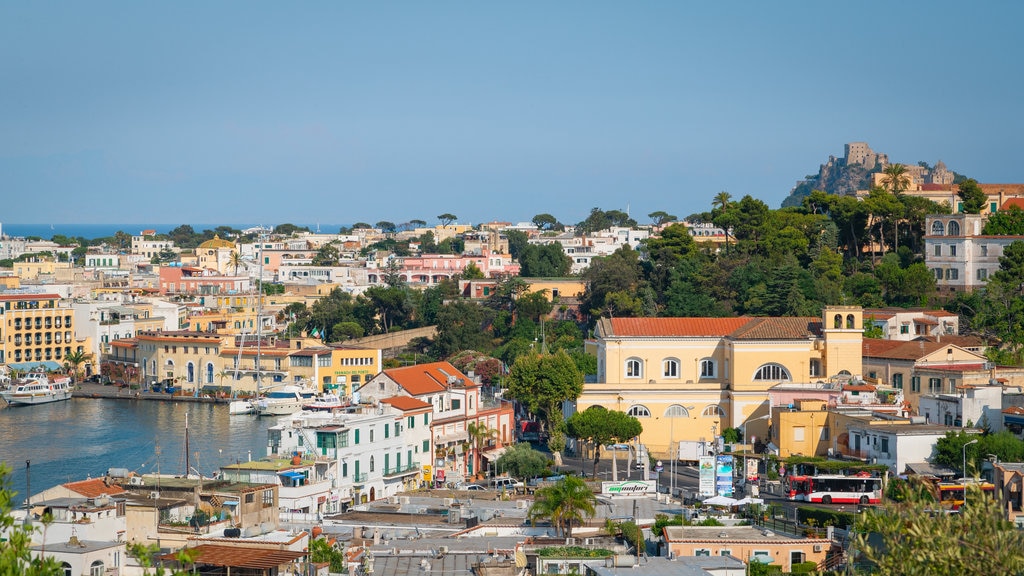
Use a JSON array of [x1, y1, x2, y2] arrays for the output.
[[375, 221, 397, 233], [519, 244, 572, 277], [984, 205, 1024, 235], [505, 229, 529, 259], [855, 476, 1024, 575], [527, 476, 597, 538], [515, 291, 554, 323], [430, 300, 495, 358], [467, 421, 498, 479], [460, 261, 485, 279], [531, 213, 564, 231], [495, 442, 551, 480], [274, 223, 310, 236], [308, 537, 346, 572], [976, 241, 1024, 352], [881, 162, 911, 196], [957, 178, 988, 214], [62, 349, 93, 380], [647, 211, 677, 225], [581, 246, 643, 319], [504, 350, 583, 439], [228, 250, 243, 275], [566, 405, 643, 478], [437, 213, 458, 228]]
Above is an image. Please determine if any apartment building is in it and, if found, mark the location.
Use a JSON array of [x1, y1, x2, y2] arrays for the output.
[[577, 306, 864, 458], [0, 292, 85, 368], [925, 212, 1024, 293]]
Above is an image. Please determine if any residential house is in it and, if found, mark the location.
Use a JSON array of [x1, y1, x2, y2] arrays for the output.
[[918, 383, 1007, 430], [839, 419, 965, 474], [924, 210, 1024, 294], [219, 453, 339, 518], [132, 233, 179, 260], [577, 306, 864, 458], [992, 462, 1024, 528], [863, 308, 958, 340], [159, 265, 251, 297], [660, 526, 830, 573], [359, 362, 515, 482]]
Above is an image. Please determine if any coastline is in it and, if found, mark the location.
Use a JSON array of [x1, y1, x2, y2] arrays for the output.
[[69, 382, 234, 405]]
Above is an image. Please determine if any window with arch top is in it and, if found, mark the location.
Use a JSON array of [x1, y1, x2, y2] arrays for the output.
[[931, 220, 945, 235], [702, 405, 725, 417], [662, 358, 680, 379], [627, 405, 651, 418], [948, 221, 961, 236], [699, 358, 716, 379], [665, 404, 690, 418], [753, 363, 791, 381], [625, 357, 643, 379]]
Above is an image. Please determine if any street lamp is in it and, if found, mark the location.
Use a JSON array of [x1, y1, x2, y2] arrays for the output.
[[963, 438, 978, 480]]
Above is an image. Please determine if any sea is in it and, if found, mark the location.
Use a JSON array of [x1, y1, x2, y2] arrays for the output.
[[0, 398, 271, 505], [1, 224, 350, 241]]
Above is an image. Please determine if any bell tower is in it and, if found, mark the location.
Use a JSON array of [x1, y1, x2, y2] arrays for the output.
[[822, 306, 863, 378]]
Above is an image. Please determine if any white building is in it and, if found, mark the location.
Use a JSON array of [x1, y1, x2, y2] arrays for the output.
[[264, 399, 432, 508], [925, 212, 1024, 294], [846, 421, 963, 474], [918, 384, 1005, 430], [863, 308, 959, 341]]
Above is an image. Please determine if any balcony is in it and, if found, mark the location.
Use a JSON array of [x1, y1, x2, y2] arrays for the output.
[[351, 473, 368, 484], [383, 463, 419, 478]]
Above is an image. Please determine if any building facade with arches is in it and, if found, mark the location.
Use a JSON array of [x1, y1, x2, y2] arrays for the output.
[[924, 212, 1024, 294], [576, 306, 864, 458]]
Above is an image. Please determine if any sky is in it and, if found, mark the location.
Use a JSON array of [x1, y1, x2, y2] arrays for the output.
[[2, 2, 1023, 228]]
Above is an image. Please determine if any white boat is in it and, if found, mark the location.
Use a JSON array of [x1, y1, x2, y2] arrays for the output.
[[228, 399, 256, 415], [302, 393, 348, 412], [0, 370, 74, 406], [256, 385, 316, 416]]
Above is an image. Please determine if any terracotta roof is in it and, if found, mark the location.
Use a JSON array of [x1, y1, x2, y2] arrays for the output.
[[382, 362, 474, 396], [381, 395, 432, 412], [0, 293, 60, 301], [843, 384, 876, 392], [921, 183, 953, 191], [730, 317, 822, 340], [63, 478, 126, 498], [1001, 198, 1024, 211], [916, 363, 987, 372], [914, 318, 939, 326], [607, 317, 752, 337], [160, 545, 305, 569], [1003, 406, 1024, 416], [862, 339, 947, 360], [915, 334, 986, 348]]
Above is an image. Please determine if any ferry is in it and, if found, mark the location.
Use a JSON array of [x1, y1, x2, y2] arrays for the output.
[[0, 370, 74, 406]]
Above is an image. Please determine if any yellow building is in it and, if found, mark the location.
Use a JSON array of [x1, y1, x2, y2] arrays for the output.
[[196, 235, 238, 274], [133, 330, 228, 391], [0, 293, 88, 368], [12, 260, 72, 281], [577, 306, 863, 458], [772, 399, 830, 458], [282, 339, 383, 395]]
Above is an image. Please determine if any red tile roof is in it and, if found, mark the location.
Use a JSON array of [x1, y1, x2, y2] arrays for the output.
[[160, 545, 305, 569], [1001, 198, 1024, 211], [63, 478, 126, 497], [608, 317, 752, 337], [915, 335, 986, 348], [381, 395, 432, 412], [862, 339, 946, 360], [731, 317, 822, 340], [0, 293, 60, 301], [382, 362, 474, 396]]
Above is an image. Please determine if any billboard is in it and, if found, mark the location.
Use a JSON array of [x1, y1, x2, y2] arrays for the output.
[[698, 456, 716, 497], [601, 480, 657, 496], [715, 455, 735, 497]]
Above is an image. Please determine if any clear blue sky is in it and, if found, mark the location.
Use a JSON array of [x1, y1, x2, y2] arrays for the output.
[[3, 2, 1022, 227]]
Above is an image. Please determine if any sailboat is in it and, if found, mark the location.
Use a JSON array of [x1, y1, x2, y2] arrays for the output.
[[229, 235, 265, 416]]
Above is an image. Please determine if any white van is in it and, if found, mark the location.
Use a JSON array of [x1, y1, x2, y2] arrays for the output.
[[491, 477, 524, 491]]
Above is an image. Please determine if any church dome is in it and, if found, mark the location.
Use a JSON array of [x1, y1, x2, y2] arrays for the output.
[[198, 235, 235, 250]]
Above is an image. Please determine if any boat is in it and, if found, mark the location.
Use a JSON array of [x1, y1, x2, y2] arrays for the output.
[[256, 385, 316, 416], [302, 393, 348, 412], [0, 370, 74, 406], [228, 399, 256, 415]]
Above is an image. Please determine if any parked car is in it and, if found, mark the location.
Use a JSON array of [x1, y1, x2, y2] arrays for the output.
[[491, 477, 524, 491], [462, 484, 487, 491]]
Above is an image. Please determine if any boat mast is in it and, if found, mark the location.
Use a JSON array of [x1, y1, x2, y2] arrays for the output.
[[183, 412, 190, 476], [255, 232, 265, 399]]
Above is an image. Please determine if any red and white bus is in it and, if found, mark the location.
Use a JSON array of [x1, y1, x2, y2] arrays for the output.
[[786, 473, 883, 504]]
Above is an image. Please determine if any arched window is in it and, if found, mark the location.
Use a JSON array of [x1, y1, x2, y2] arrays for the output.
[[699, 359, 716, 379], [150, 360, 157, 375], [627, 405, 651, 418], [206, 363, 215, 384], [948, 221, 961, 236], [931, 221, 945, 235], [753, 363, 791, 381], [662, 358, 680, 379], [61, 563, 72, 576], [846, 314, 855, 329], [702, 405, 725, 417], [187, 362, 195, 383], [625, 358, 643, 379], [665, 404, 690, 418], [834, 314, 842, 329], [369, 455, 375, 472], [90, 561, 105, 576]]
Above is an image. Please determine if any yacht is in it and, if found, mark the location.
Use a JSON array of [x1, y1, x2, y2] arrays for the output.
[[0, 370, 74, 406], [256, 385, 315, 416]]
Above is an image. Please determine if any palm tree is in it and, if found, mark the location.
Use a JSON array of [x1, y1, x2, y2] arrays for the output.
[[712, 191, 732, 212], [881, 163, 911, 197], [467, 422, 498, 479], [63, 349, 94, 381], [528, 476, 597, 538], [228, 251, 243, 275]]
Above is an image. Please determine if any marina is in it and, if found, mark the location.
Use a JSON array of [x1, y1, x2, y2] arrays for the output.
[[0, 388, 269, 505]]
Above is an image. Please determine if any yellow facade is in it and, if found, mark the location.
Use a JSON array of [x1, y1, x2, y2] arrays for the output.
[[13, 260, 72, 281], [0, 294, 87, 367], [525, 278, 586, 300], [578, 306, 863, 459], [772, 400, 829, 458]]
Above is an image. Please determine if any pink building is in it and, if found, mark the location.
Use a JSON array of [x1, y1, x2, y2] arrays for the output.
[[159, 266, 251, 296], [373, 250, 520, 284]]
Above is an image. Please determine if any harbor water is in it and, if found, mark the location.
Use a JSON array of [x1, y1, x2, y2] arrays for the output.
[[0, 397, 270, 505]]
